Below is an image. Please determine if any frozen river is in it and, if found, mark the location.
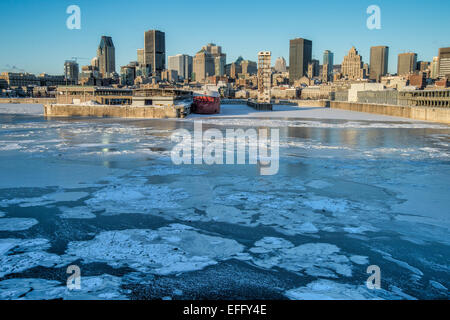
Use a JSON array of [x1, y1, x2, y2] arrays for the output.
[[0, 104, 449, 300]]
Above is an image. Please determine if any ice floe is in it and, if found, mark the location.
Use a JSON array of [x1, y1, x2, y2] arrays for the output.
[[1, 191, 89, 208], [0, 238, 66, 277], [0, 274, 128, 300], [285, 280, 384, 300], [249, 237, 353, 278], [64, 224, 246, 275], [0, 218, 38, 231], [59, 206, 96, 219]]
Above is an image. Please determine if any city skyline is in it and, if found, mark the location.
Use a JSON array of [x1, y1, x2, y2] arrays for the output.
[[1, 0, 449, 75]]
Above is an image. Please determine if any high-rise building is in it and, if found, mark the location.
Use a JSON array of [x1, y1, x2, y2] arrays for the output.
[[274, 57, 287, 73], [430, 57, 439, 79], [64, 60, 79, 84], [97, 36, 116, 78], [144, 30, 166, 74], [438, 47, 450, 78], [370, 46, 389, 82], [201, 43, 226, 76], [137, 49, 144, 65], [168, 54, 193, 80], [241, 60, 257, 75], [289, 38, 312, 85], [322, 50, 334, 82], [397, 53, 417, 76], [257, 51, 272, 103], [323, 50, 334, 68], [341, 47, 367, 80], [183, 55, 193, 81], [193, 49, 215, 82]]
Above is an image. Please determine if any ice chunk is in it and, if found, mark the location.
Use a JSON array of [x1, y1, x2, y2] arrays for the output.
[[64, 224, 245, 275], [0, 218, 38, 231], [249, 238, 353, 278], [59, 207, 96, 219], [0, 238, 65, 277], [285, 280, 384, 300]]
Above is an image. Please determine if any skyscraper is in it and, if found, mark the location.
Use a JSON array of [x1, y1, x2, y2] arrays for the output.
[[323, 50, 334, 68], [137, 49, 144, 65], [431, 57, 439, 79], [289, 38, 312, 85], [64, 60, 79, 84], [323, 50, 334, 82], [274, 57, 287, 73], [341, 47, 367, 80], [397, 53, 417, 76], [370, 46, 389, 82], [97, 36, 116, 78], [201, 43, 226, 76], [193, 49, 214, 82], [144, 30, 166, 74], [438, 47, 450, 78], [168, 54, 193, 80]]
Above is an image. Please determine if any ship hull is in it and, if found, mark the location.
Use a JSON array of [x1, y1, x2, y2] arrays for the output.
[[192, 96, 221, 114]]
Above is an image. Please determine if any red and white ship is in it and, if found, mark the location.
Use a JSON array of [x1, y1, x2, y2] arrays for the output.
[[192, 89, 221, 114]]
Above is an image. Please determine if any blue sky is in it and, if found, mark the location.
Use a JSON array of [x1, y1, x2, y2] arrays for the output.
[[0, 0, 449, 75]]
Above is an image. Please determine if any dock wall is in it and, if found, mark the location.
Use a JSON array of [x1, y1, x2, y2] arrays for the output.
[[44, 104, 189, 119], [330, 101, 450, 124]]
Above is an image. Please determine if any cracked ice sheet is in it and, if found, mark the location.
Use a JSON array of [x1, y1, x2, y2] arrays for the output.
[[0, 238, 68, 278], [64, 224, 247, 275], [85, 179, 189, 215], [284, 279, 404, 300], [249, 237, 354, 278], [0, 275, 128, 300], [0, 218, 38, 231], [1, 191, 89, 208]]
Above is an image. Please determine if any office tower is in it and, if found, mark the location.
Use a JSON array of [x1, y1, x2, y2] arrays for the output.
[[144, 30, 166, 74], [201, 43, 226, 76], [137, 49, 144, 65], [193, 49, 215, 82], [370, 46, 389, 82], [438, 47, 450, 78], [323, 50, 334, 69], [120, 65, 136, 86], [168, 54, 184, 79], [322, 50, 334, 82], [64, 60, 79, 84], [289, 38, 312, 85], [97, 36, 116, 78], [430, 57, 439, 79], [417, 61, 430, 72], [183, 55, 193, 81], [241, 60, 257, 75], [257, 51, 271, 103], [274, 57, 287, 73], [308, 59, 319, 78], [397, 53, 417, 76], [341, 47, 367, 80], [168, 54, 193, 80]]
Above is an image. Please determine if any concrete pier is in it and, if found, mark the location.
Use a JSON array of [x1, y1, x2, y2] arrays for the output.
[[44, 104, 190, 119], [330, 101, 450, 124]]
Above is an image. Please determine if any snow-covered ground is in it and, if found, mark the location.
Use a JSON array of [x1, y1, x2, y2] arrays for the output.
[[0, 104, 448, 300]]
